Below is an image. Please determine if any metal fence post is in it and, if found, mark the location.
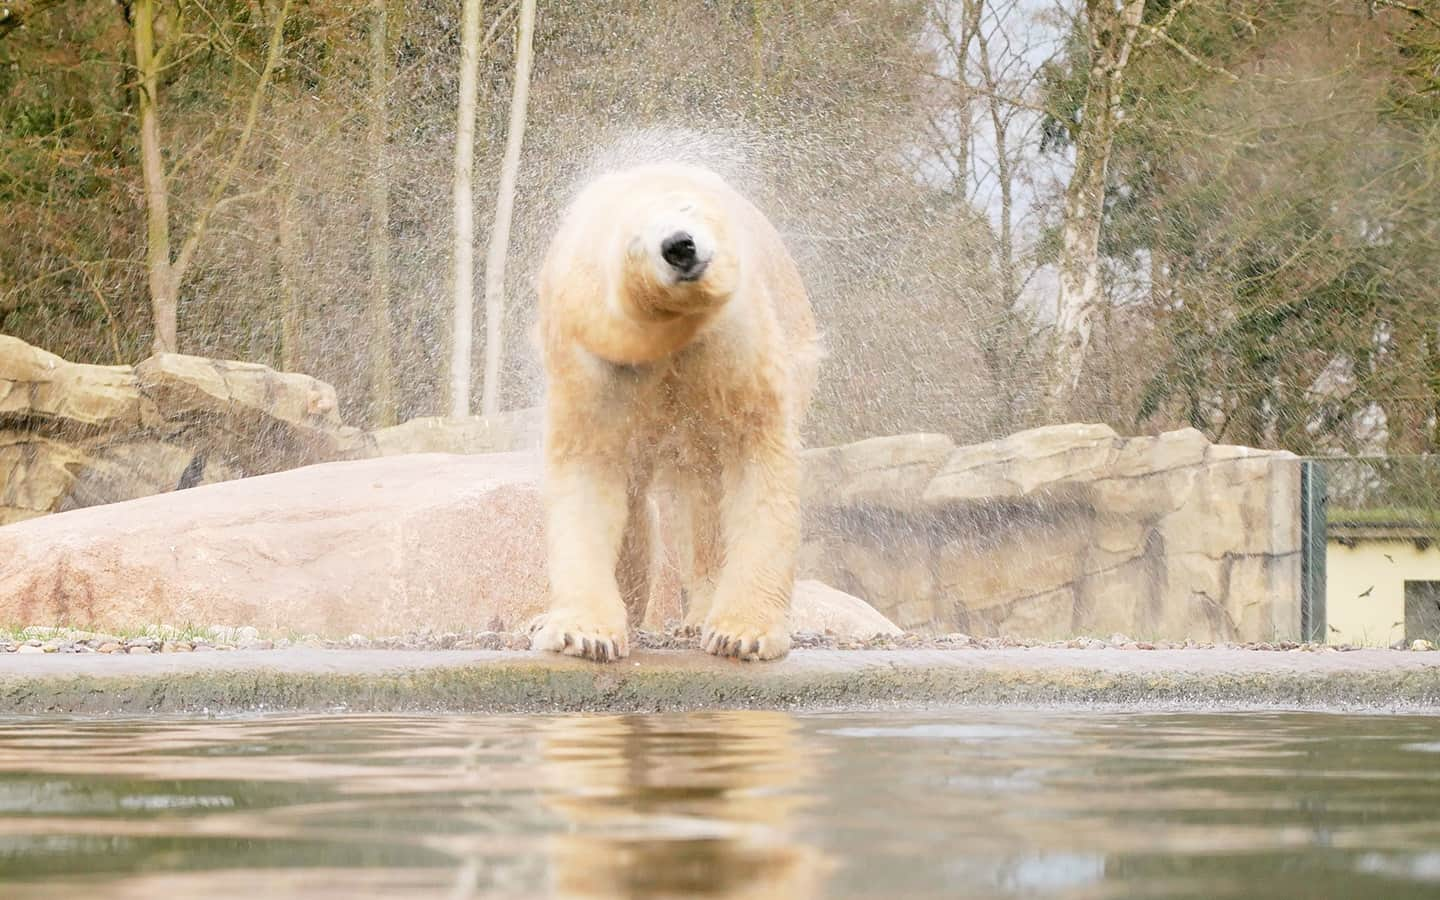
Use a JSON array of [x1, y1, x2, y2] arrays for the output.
[[1300, 460, 1328, 644]]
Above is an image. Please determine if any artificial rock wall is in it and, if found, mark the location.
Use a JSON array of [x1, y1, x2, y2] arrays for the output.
[[798, 425, 1303, 643], [2, 335, 1303, 642]]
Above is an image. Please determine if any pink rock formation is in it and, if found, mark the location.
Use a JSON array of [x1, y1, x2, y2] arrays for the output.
[[0, 451, 898, 640]]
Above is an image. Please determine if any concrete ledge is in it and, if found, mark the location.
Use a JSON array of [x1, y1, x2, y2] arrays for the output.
[[2, 648, 1439, 715]]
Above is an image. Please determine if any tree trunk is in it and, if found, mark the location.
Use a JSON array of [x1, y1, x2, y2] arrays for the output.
[[479, 0, 536, 417], [449, 0, 483, 418], [1047, 0, 1145, 415], [973, 4, 1013, 309], [940, 0, 983, 197], [750, 0, 766, 89], [367, 0, 396, 425], [132, 0, 176, 355]]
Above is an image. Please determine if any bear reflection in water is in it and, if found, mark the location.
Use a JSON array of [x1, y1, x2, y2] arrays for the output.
[[534, 711, 829, 898]]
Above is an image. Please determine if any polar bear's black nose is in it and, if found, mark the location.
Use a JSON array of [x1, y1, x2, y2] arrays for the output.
[[660, 232, 706, 280]]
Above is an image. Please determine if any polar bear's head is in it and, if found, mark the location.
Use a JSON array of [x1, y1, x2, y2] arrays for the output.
[[602, 168, 742, 319]]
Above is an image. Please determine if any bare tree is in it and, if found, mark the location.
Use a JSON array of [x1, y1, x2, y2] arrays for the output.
[[127, 0, 291, 355], [367, 0, 396, 424], [1046, 0, 1145, 413], [973, 5, 1014, 307], [449, 0, 483, 416], [930, 0, 984, 197], [479, 0, 537, 417], [131, 0, 174, 354]]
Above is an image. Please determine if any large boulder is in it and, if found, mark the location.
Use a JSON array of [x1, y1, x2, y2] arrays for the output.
[[134, 353, 374, 470], [800, 424, 1303, 642], [0, 335, 141, 431], [0, 453, 549, 636], [802, 433, 954, 511], [0, 451, 898, 640], [371, 407, 542, 456], [923, 423, 1123, 502], [0, 432, 88, 526], [0, 336, 375, 522], [791, 580, 902, 637]]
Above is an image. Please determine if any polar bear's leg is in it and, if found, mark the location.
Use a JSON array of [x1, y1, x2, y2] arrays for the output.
[[701, 434, 798, 661], [616, 462, 656, 629], [676, 464, 723, 632], [533, 453, 632, 662]]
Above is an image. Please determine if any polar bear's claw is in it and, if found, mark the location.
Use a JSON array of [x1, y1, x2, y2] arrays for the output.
[[531, 612, 629, 663]]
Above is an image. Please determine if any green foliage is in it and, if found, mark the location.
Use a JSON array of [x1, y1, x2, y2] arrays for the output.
[[1041, 1, 1440, 453], [2, 0, 1435, 454]]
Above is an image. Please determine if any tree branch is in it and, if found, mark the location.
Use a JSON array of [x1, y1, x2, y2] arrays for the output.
[[172, 0, 290, 286], [1138, 21, 1239, 81], [1370, 0, 1440, 28], [1135, 0, 1196, 50]]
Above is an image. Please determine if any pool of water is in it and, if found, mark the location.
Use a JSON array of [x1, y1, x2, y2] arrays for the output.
[[0, 710, 1437, 898]]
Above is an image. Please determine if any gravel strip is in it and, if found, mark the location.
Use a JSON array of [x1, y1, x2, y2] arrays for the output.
[[1, 625, 1434, 656]]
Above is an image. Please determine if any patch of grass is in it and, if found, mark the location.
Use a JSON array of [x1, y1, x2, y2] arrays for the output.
[[0, 622, 215, 643], [1327, 506, 1440, 527]]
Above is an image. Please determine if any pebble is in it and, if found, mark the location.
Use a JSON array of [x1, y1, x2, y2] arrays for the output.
[[161, 641, 194, 653], [1412, 639, 1435, 652], [16, 644, 43, 655], [473, 632, 506, 650], [127, 646, 153, 655], [97, 642, 123, 654], [193, 644, 215, 652], [345, 634, 370, 648], [791, 630, 827, 649], [237, 626, 260, 643]]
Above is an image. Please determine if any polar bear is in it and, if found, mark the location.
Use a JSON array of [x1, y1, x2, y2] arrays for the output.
[[535, 713, 829, 895], [530, 162, 819, 662]]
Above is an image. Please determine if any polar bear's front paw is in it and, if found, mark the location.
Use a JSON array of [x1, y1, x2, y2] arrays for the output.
[[700, 613, 791, 662], [530, 610, 629, 662]]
